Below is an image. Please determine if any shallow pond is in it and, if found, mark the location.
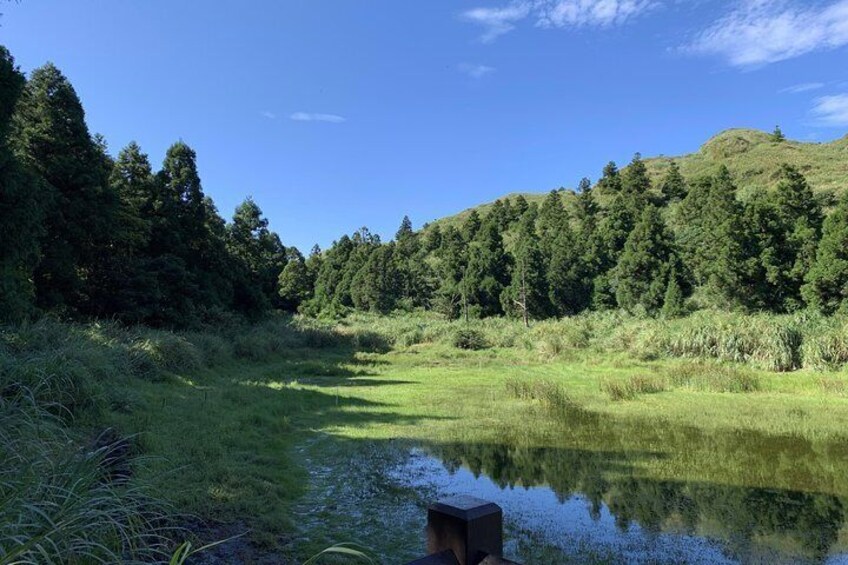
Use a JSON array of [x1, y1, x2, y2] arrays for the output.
[[390, 407, 848, 564]]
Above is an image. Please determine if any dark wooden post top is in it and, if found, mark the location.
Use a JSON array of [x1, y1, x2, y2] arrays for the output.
[[425, 495, 504, 565]]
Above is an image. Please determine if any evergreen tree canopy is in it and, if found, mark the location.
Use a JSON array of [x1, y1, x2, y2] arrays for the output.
[[659, 161, 687, 203], [463, 220, 510, 317], [614, 206, 678, 314], [11, 62, 118, 310], [803, 193, 848, 314], [0, 46, 44, 322], [502, 212, 550, 325]]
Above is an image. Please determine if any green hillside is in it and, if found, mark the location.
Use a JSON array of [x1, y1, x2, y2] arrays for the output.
[[427, 128, 848, 231]]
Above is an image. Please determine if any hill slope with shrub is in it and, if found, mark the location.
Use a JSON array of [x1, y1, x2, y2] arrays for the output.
[[427, 128, 848, 232]]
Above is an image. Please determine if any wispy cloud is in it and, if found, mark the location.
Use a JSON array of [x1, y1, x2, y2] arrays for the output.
[[261, 111, 277, 119], [688, 0, 848, 68], [811, 93, 848, 126], [462, 0, 656, 42], [779, 82, 825, 94], [462, 3, 531, 42], [537, 0, 659, 28], [290, 112, 346, 123], [458, 63, 496, 78]]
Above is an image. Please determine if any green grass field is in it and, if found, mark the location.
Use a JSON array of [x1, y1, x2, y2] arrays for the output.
[[94, 312, 848, 561], [7, 311, 848, 562]]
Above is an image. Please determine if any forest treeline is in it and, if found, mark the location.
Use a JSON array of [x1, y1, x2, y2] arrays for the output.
[[3, 43, 848, 328], [0, 47, 293, 326], [294, 145, 848, 323]]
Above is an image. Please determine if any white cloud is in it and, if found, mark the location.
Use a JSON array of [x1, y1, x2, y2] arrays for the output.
[[537, 0, 658, 28], [779, 82, 825, 94], [458, 63, 496, 78], [811, 93, 848, 126], [689, 0, 848, 67], [261, 111, 277, 119], [462, 0, 655, 41], [290, 112, 346, 123], [462, 3, 532, 42]]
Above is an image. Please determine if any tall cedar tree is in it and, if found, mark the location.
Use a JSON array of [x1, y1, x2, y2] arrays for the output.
[[336, 227, 380, 308], [513, 194, 530, 219], [463, 218, 511, 318], [434, 226, 468, 319], [548, 218, 592, 315], [661, 267, 686, 319], [614, 206, 678, 314], [228, 197, 287, 308], [590, 193, 637, 308], [461, 210, 482, 242], [309, 235, 355, 314], [620, 153, 651, 200], [659, 161, 687, 203], [394, 215, 432, 306], [85, 142, 158, 322], [803, 191, 848, 314], [676, 167, 752, 308], [537, 190, 567, 261], [278, 249, 312, 311], [12, 63, 118, 310], [351, 242, 402, 313], [502, 212, 550, 325], [596, 161, 622, 196], [0, 47, 45, 321]]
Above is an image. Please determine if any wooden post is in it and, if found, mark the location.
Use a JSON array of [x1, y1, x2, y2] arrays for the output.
[[425, 495, 503, 565]]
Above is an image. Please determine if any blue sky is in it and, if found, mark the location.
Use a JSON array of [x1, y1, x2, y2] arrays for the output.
[[2, 1, 847, 251]]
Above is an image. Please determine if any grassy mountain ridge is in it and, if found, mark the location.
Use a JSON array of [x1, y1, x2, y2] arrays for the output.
[[425, 128, 848, 232]]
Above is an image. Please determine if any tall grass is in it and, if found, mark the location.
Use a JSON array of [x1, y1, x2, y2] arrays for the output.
[[0, 383, 174, 563], [338, 310, 848, 373], [505, 378, 575, 412], [0, 314, 343, 563]]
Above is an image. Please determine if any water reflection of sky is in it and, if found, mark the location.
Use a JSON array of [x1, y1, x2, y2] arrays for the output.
[[392, 448, 848, 565]]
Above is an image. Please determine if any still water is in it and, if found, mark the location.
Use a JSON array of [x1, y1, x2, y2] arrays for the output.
[[391, 407, 848, 564]]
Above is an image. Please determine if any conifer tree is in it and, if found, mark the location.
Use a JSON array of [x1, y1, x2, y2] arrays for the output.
[[676, 167, 752, 308], [770, 125, 786, 142], [548, 222, 592, 315], [278, 249, 312, 311], [424, 224, 442, 253], [537, 190, 568, 260], [0, 46, 44, 321], [335, 227, 380, 308], [11, 62, 118, 310], [393, 215, 432, 307], [502, 213, 549, 325], [661, 267, 686, 319], [434, 226, 468, 319], [574, 178, 597, 224], [110, 142, 154, 254], [621, 153, 651, 198], [802, 193, 848, 314], [306, 245, 323, 284], [659, 161, 687, 203], [309, 235, 355, 313], [461, 210, 482, 242], [351, 243, 402, 313], [614, 206, 677, 313], [513, 194, 530, 219], [596, 161, 622, 196], [463, 220, 511, 317], [228, 197, 287, 307]]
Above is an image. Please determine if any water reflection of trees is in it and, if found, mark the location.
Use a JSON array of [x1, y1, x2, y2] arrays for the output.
[[432, 442, 845, 561]]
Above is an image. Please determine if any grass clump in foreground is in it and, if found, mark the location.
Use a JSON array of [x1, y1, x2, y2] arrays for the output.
[[0, 314, 345, 563]]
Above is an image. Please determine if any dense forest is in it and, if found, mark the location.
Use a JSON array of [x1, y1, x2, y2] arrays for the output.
[[3, 44, 848, 329]]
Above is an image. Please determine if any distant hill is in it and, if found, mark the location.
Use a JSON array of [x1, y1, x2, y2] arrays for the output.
[[425, 128, 848, 231]]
